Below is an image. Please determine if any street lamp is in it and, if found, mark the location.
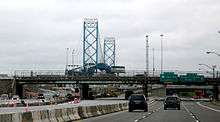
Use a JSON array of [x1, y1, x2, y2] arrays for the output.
[[145, 35, 149, 98], [198, 68, 213, 75], [72, 49, 75, 69], [199, 63, 216, 78], [146, 35, 149, 77], [152, 48, 155, 77], [206, 51, 220, 56], [160, 34, 164, 74]]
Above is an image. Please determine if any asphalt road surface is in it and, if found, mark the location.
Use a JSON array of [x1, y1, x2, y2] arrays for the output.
[[80, 101, 220, 122]]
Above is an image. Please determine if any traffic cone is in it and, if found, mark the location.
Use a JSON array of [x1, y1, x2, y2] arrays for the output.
[[74, 98, 77, 104], [77, 98, 80, 103], [12, 100, 16, 107], [25, 102, 29, 112]]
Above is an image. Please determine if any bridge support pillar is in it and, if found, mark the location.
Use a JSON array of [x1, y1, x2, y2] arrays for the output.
[[213, 84, 219, 101], [16, 84, 24, 98], [143, 82, 148, 98], [80, 84, 89, 100]]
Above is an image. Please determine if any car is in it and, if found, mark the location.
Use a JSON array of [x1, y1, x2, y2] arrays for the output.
[[1, 94, 9, 100], [164, 96, 181, 110], [128, 94, 148, 112], [11, 95, 20, 101], [37, 94, 45, 99]]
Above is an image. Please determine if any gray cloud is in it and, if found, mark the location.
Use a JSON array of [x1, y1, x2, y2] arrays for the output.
[[0, 0, 220, 73]]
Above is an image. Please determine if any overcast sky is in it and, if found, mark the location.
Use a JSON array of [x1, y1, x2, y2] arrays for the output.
[[0, 0, 220, 74]]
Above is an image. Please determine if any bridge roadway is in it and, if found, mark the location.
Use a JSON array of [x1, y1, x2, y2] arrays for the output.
[[14, 75, 220, 85]]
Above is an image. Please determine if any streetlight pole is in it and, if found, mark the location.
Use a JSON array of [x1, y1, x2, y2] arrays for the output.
[[145, 35, 149, 98], [66, 48, 69, 70], [146, 35, 149, 77], [160, 34, 164, 74], [72, 49, 75, 69], [152, 48, 155, 77]]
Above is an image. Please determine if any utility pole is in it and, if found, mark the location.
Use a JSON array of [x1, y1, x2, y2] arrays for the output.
[[160, 34, 164, 74]]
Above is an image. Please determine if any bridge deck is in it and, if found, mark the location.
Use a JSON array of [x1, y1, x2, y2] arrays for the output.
[[13, 76, 220, 85]]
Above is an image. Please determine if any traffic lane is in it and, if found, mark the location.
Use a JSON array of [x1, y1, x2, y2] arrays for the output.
[[140, 102, 195, 122], [184, 102, 220, 122], [80, 101, 163, 122]]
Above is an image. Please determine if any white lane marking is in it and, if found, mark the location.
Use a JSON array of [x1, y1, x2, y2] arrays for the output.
[[196, 102, 220, 113], [134, 120, 139, 122], [182, 103, 200, 122], [133, 103, 162, 122]]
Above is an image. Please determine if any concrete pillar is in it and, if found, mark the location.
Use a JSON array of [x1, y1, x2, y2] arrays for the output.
[[16, 83, 23, 98], [80, 84, 89, 100], [213, 84, 219, 101]]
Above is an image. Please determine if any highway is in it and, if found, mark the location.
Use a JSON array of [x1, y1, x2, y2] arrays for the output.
[[80, 101, 220, 122]]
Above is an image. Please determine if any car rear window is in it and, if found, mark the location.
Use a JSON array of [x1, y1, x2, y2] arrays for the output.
[[131, 95, 145, 100], [166, 97, 178, 101]]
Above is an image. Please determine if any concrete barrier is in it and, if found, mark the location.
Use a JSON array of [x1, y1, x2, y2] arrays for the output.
[[66, 107, 80, 121], [78, 106, 88, 119], [55, 109, 64, 122], [61, 108, 70, 122], [32, 111, 41, 122], [48, 109, 58, 122], [73, 107, 81, 120], [0, 102, 129, 122], [40, 110, 50, 122], [96, 105, 102, 116], [22, 112, 33, 122], [0, 113, 21, 122], [0, 113, 13, 122]]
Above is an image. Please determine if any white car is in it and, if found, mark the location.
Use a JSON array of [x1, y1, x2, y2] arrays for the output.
[[11, 95, 20, 101]]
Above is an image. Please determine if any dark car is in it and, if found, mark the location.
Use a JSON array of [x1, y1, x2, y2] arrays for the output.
[[37, 94, 45, 99], [164, 96, 181, 110], [128, 94, 148, 112]]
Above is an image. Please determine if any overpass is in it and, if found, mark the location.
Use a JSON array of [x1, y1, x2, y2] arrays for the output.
[[12, 75, 220, 99]]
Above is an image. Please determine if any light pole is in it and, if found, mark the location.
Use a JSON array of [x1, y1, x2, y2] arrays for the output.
[[152, 48, 155, 77], [146, 35, 149, 77], [160, 34, 164, 74], [145, 35, 149, 98], [66, 48, 69, 70], [72, 49, 75, 69], [199, 63, 216, 78]]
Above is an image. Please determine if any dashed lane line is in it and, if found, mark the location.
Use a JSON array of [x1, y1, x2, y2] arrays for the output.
[[133, 106, 163, 122], [182, 103, 200, 122]]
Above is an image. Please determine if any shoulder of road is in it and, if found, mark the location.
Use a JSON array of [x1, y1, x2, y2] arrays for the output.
[[198, 101, 220, 111]]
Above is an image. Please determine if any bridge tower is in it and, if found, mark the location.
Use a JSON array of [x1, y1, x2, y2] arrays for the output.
[[83, 18, 99, 68], [104, 37, 116, 67]]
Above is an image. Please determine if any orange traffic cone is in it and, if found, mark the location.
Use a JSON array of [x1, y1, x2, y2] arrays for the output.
[[25, 102, 29, 112], [12, 100, 17, 107]]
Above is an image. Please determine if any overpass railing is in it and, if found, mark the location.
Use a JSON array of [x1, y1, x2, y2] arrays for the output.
[[13, 69, 214, 78]]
